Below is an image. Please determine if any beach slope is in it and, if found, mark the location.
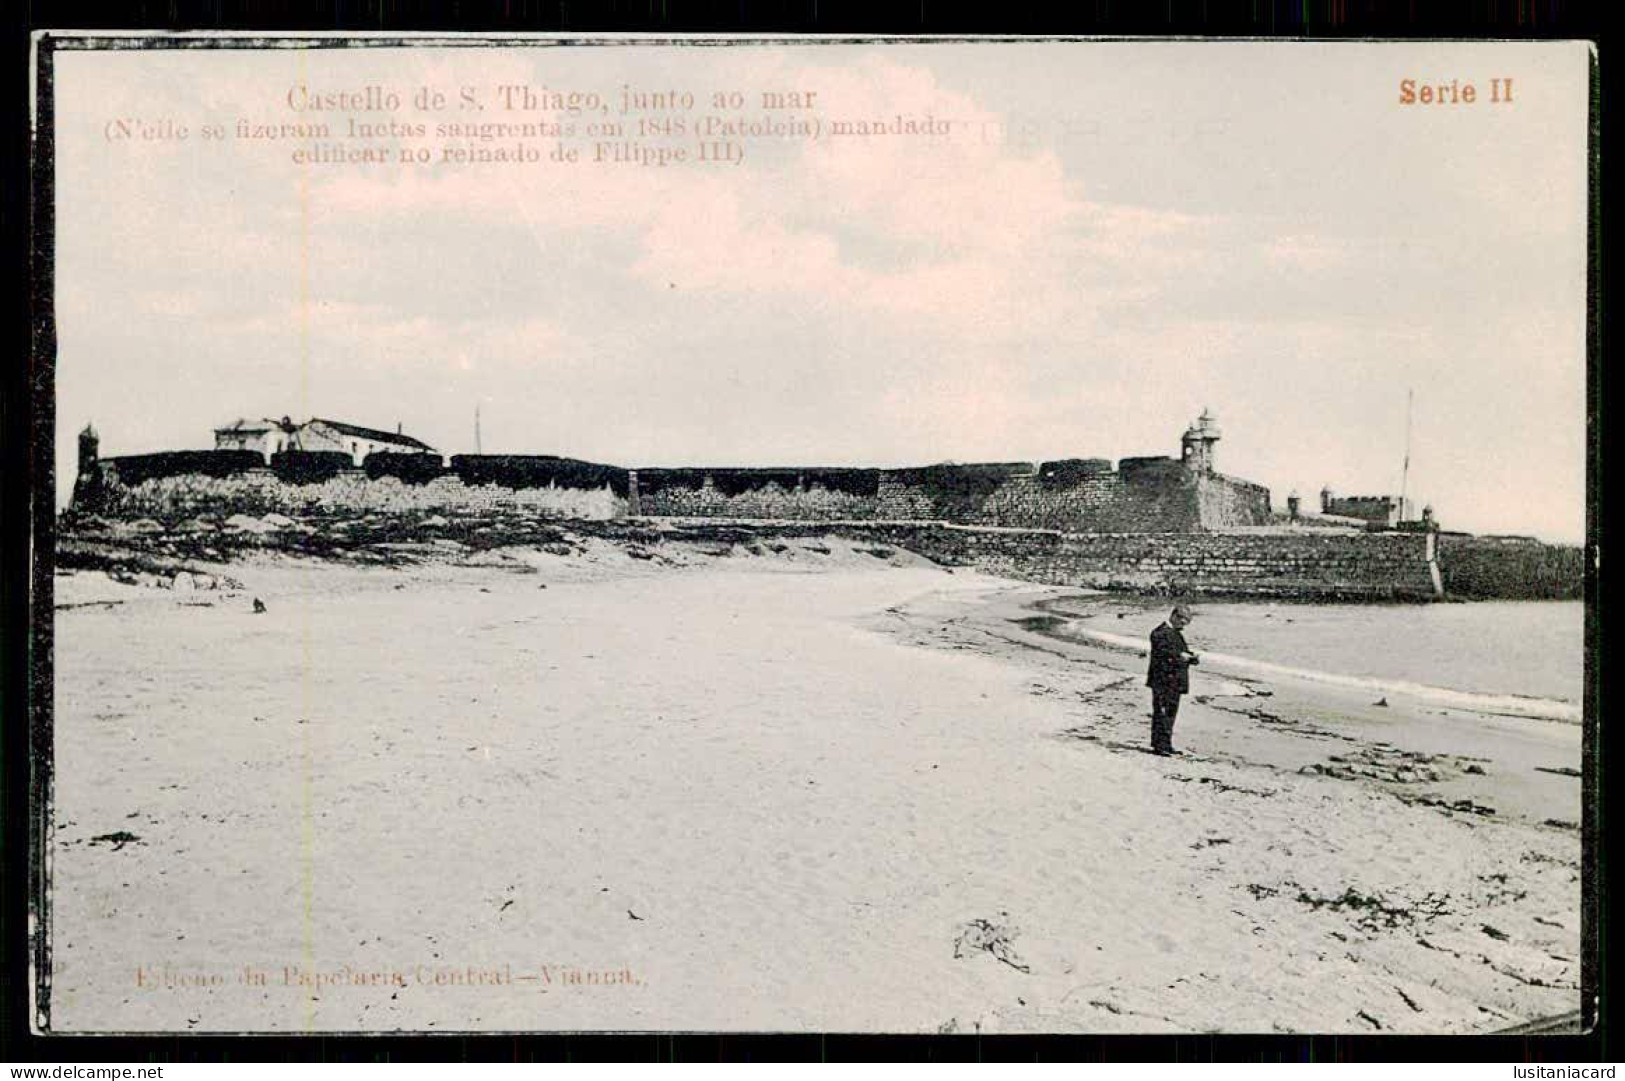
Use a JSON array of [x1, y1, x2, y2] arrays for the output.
[[47, 538, 1580, 1033]]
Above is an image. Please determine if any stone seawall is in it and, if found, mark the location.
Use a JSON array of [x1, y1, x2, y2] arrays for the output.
[[836, 524, 1440, 601], [1437, 536, 1585, 600]]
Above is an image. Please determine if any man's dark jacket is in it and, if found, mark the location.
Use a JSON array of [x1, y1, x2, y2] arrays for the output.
[[1147, 622, 1193, 695]]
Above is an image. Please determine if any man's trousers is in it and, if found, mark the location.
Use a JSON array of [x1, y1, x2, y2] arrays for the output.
[[1150, 688, 1182, 752]]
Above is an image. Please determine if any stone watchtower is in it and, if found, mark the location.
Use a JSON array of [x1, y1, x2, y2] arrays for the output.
[[78, 423, 99, 475], [1180, 408, 1221, 474], [71, 422, 103, 511]]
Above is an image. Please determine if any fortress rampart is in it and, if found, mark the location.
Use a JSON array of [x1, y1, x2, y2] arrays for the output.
[[63, 416, 1579, 601], [73, 449, 1271, 536]]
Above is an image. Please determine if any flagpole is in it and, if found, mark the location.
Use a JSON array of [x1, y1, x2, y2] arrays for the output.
[[1400, 388, 1413, 521]]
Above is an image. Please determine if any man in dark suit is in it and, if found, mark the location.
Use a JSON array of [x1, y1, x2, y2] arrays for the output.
[[1147, 604, 1199, 756]]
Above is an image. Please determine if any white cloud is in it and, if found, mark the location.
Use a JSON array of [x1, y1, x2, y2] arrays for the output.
[[49, 42, 1590, 540]]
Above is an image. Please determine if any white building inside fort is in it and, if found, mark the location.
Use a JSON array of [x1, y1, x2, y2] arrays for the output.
[[214, 416, 439, 465]]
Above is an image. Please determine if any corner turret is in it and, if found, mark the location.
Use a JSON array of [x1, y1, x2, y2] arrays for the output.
[[1180, 408, 1221, 474], [71, 422, 104, 511]]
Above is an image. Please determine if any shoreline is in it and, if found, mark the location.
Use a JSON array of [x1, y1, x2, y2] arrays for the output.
[[1021, 596, 1581, 725], [869, 580, 1581, 831]]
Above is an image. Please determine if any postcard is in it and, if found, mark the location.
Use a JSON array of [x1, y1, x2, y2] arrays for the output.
[[32, 33, 1592, 1034]]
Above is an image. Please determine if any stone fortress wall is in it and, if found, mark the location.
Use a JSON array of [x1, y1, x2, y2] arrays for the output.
[[75, 413, 1275, 537], [79, 453, 1273, 533], [65, 413, 1579, 601], [627, 457, 1270, 533]]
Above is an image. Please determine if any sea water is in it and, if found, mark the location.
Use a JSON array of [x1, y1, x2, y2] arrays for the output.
[[1138, 600, 1585, 706]]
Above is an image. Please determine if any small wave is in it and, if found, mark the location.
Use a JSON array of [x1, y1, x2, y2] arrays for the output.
[[1056, 625, 1581, 725]]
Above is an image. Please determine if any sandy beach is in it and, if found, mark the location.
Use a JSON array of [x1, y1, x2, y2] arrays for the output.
[[48, 537, 1582, 1034]]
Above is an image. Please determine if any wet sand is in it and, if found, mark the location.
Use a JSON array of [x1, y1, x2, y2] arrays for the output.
[[47, 540, 1582, 1033]]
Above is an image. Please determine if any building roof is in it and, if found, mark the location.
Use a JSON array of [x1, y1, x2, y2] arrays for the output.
[[214, 418, 280, 434], [308, 417, 437, 452]]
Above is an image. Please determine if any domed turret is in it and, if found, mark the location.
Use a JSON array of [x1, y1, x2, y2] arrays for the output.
[[1180, 408, 1221, 473]]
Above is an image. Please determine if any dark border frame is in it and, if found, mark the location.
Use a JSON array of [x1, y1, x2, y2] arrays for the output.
[[4, 1, 1611, 1064]]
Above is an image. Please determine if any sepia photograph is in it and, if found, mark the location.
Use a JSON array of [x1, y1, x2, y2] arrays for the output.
[[33, 33, 1592, 1036]]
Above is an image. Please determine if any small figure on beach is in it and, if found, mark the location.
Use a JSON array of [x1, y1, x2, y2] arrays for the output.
[[252, 597, 267, 614], [1147, 604, 1200, 756]]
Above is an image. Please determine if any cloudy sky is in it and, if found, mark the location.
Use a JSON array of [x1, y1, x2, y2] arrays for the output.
[[51, 38, 1590, 541]]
